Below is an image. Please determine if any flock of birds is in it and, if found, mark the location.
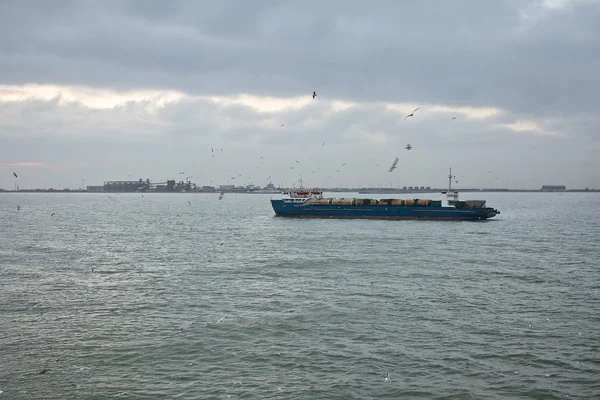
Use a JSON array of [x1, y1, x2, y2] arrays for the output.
[[300, 96, 460, 176], [277, 93, 438, 180], [293, 96, 459, 177], [8, 92, 465, 194], [180, 91, 432, 191]]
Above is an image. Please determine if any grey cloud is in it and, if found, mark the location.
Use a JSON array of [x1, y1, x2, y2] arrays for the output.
[[1, 0, 599, 117], [1, 95, 598, 190], [1, 0, 599, 190]]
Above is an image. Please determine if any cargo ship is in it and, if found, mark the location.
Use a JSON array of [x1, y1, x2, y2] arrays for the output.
[[270, 168, 500, 220]]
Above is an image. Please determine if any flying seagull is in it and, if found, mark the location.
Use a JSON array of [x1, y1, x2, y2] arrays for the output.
[[405, 144, 412, 151], [13, 172, 17, 178], [388, 157, 399, 172], [404, 107, 419, 120], [312, 91, 317, 99], [451, 117, 456, 120]]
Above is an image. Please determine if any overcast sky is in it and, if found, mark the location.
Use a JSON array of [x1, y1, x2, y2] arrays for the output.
[[1, 0, 599, 190]]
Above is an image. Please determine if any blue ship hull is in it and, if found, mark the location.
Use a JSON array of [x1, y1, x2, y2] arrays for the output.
[[271, 200, 500, 220]]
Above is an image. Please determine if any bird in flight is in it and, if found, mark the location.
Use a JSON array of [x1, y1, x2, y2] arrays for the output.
[[405, 144, 412, 151], [404, 107, 419, 120], [13, 172, 17, 178], [312, 91, 317, 99], [388, 157, 399, 172], [451, 117, 456, 120]]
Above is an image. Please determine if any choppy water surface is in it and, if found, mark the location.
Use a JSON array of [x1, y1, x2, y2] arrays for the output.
[[1, 192, 599, 399]]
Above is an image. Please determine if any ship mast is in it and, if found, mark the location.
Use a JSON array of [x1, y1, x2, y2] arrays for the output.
[[446, 166, 459, 203]]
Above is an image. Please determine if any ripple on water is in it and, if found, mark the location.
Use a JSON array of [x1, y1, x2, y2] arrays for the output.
[[0, 192, 599, 399]]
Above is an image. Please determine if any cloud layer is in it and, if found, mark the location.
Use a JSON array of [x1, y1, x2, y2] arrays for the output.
[[1, 0, 599, 189]]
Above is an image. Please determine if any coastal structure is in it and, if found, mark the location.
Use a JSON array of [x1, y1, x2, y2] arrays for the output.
[[87, 179, 195, 193], [85, 178, 282, 193], [541, 185, 566, 192]]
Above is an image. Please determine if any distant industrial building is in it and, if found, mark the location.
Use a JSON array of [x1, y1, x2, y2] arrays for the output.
[[218, 184, 247, 193], [103, 179, 150, 192], [84, 176, 287, 193], [88, 178, 196, 193], [541, 185, 566, 192]]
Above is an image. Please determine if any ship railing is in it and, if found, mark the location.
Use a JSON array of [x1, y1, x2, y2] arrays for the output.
[[282, 198, 309, 204]]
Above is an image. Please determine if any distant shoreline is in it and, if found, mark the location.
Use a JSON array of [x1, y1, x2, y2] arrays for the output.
[[1, 189, 597, 194]]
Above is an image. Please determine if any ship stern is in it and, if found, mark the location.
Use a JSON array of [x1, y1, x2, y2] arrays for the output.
[[485, 207, 500, 219]]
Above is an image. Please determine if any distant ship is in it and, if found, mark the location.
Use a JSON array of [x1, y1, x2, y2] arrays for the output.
[[270, 168, 500, 221], [257, 189, 281, 194], [257, 182, 281, 194]]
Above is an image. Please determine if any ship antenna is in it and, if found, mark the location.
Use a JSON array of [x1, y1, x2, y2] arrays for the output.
[[448, 166, 452, 193]]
